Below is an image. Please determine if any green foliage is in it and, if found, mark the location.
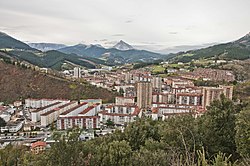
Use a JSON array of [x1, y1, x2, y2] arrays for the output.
[[91, 140, 132, 166], [106, 119, 115, 127], [8, 50, 98, 69], [133, 61, 159, 69], [0, 145, 29, 166], [198, 95, 239, 159], [159, 115, 200, 154], [235, 106, 250, 157], [124, 119, 161, 150]]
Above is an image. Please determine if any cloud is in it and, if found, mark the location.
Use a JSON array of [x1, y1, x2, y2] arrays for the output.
[[169, 32, 178, 35], [104, 41, 118, 45], [112, 34, 125, 37], [94, 39, 108, 42], [125, 20, 133, 23], [139, 41, 158, 45]]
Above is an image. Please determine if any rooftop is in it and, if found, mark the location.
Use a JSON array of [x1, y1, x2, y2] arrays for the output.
[[60, 102, 88, 115], [32, 102, 62, 113], [31, 141, 47, 148]]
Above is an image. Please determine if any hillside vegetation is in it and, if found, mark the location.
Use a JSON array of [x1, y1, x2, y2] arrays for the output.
[[170, 33, 250, 62], [0, 61, 117, 103], [0, 32, 33, 50], [6, 50, 104, 70], [0, 32, 112, 70]]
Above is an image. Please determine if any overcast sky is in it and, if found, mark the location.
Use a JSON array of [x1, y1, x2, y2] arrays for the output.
[[0, 0, 249, 52]]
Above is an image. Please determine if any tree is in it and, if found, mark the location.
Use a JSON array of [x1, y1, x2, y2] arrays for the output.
[[235, 106, 250, 157], [0, 117, 6, 128], [159, 115, 200, 157], [118, 88, 124, 95], [124, 118, 161, 151], [106, 119, 114, 127], [90, 140, 132, 166], [198, 95, 239, 159]]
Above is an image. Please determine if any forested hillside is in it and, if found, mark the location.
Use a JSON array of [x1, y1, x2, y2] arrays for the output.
[[0, 61, 117, 103], [170, 33, 250, 62]]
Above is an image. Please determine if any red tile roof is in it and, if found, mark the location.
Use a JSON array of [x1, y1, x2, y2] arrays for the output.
[[60, 102, 88, 115], [31, 141, 46, 148], [79, 106, 95, 115], [33, 102, 62, 113]]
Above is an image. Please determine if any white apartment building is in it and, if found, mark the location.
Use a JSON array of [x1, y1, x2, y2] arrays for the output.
[[25, 98, 68, 109], [31, 101, 69, 122], [57, 103, 101, 130], [40, 101, 78, 127], [99, 105, 141, 125]]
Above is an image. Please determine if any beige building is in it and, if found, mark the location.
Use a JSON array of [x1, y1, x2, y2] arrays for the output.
[[136, 82, 152, 109], [202, 85, 233, 108], [152, 76, 162, 91], [115, 97, 135, 105]]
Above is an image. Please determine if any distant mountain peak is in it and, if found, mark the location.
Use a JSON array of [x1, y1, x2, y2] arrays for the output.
[[245, 32, 250, 37], [28, 43, 67, 51], [76, 43, 87, 47], [113, 40, 133, 51], [0, 31, 8, 36]]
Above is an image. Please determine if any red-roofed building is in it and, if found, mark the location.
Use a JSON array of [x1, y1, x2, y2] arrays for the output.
[[57, 104, 101, 130], [31, 141, 47, 154], [99, 105, 142, 125]]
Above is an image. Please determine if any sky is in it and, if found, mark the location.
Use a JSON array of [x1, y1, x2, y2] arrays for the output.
[[0, 0, 249, 53]]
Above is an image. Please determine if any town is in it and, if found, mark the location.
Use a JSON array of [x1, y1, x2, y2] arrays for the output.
[[0, 63, 235, 154]]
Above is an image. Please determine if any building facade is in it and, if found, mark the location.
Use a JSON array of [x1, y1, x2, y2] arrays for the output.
[[136, 81, 152, 109]]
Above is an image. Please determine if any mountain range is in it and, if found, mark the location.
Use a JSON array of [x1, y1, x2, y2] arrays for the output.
[[57, 40, 165, 63], [28, 43, 67, 52], [0, 31, 250, 70], [0, 31, 165, 69]]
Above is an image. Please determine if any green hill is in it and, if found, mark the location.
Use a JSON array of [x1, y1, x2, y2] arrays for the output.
[[0, 61, 117, 103], [170, 32, 250, 62], [0, 32, 34, 50]]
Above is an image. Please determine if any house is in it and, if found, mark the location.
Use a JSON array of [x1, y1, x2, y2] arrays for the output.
[[13, 101, 22, 107], [0, 121, 23, 133], [115, 96, 135, 105], [31, 141, 47, 154]]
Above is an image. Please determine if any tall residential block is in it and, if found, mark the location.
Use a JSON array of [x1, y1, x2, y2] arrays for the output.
[[136, 81, 152, 109], [202, 85, 233, 108]]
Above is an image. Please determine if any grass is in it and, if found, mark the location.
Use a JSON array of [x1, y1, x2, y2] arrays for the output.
[[152, 65, 165, 73]]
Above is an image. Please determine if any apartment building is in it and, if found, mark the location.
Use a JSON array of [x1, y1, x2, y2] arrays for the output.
[[137, 81, 152, 109], [40, 101, 78, 127], [202, 85, 233, 108], [31, 101, 69, 122], [57, 103, 101, 130], [115, 96, 135, 105], [99, 105, 141, 125]]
